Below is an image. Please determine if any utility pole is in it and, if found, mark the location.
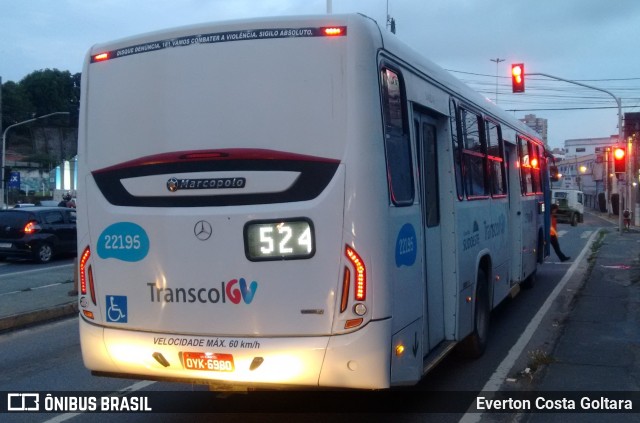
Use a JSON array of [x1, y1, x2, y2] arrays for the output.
[[490, 58, 504, 104]]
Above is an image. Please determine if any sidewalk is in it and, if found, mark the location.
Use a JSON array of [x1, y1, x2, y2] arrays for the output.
[[535, 230, 640, 393], [489, 211, 640, 421]]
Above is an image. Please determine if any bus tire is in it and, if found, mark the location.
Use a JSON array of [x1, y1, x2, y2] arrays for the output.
[[522, 270, 536, 289], [536, 232, 544, 265], [457, 269, 490, 358]]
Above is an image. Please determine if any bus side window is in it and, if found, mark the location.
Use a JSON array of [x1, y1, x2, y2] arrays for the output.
[[517, 136, 533, 194], [450, 99, 464, 200], [381, 67, 413, 206], [460, 108, 487, 198], [486, 119, 506, 196], [529, 141, 542, 193]]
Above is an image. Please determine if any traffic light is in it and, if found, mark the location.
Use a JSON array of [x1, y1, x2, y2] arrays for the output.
[[613, 146, 626, 173], [511, 63, 525, 93]]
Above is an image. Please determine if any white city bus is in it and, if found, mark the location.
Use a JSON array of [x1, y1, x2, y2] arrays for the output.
[[77, 14, 551, 389]]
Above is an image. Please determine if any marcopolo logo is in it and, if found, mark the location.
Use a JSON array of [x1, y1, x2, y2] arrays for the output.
[[166, 177, 246, 192], [147, 278, 258, 305]]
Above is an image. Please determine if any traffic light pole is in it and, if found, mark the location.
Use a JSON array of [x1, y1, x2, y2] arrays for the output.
[[526, 72, 625, 233]]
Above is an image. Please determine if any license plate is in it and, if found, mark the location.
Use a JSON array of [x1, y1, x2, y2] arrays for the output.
[[182, 352, 235, 372], [0, 243, 12, 249]]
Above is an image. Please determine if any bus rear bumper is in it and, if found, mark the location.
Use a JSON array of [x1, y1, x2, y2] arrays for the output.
[[80, 317, 391, 389]]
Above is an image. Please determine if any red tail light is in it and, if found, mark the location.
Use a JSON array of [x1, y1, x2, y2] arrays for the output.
[[345, 246, 366, 301], [24, 221, 41, 234], [92, 52, 110, 62], [340, 267, 350, 313], [323, 27, 344, 36], [80, 247, 91, 295], [88, 264, 96, 306], [79, 246, 97, 306]]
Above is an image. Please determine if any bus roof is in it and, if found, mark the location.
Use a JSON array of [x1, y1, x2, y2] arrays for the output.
[[86, 13, 543, 145]]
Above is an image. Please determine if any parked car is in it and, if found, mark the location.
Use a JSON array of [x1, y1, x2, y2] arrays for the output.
[[12, 203, 35, 208], [0, 207, 77, 263]]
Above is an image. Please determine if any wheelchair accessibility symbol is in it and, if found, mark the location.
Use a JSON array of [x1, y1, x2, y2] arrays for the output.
[[106, 295, 128, 323]]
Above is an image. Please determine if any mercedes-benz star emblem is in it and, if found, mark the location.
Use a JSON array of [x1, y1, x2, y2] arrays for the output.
[[194, 220, 213, 241]]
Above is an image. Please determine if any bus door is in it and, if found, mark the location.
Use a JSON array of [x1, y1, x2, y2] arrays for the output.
[[505, 142, 524, 282], [517, 137, 539, 279], [414, 110, 445, 351]]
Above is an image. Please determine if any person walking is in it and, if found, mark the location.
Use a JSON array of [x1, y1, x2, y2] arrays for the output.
[[550, 204, 570, 262], [623, 209, 631, 230]]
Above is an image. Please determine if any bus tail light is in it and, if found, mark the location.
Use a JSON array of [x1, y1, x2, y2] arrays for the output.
[[346, 246, 366, 301], [92, 52, 110, 62], [79, 246, 97, 306], [322, 27, 346, 36], [340, 267, 350, 313], [344, 318, 363, 329], [88, 264, 96, 306], [80, 247, 90, 295]]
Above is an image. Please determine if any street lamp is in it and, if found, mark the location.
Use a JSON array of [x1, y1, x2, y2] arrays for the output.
[[490, 58, 505, 104], [1, 112, 70, 207]]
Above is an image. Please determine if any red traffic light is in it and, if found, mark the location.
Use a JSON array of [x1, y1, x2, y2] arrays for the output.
[[511, 63, 525, 93], [613, 146, 626, 173]]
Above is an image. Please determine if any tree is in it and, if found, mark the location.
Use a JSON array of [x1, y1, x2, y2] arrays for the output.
[[1, 80, 35, 129], [19, 69, 80, 118], [1, 69, 80, 168], [2, 69, 81, 131]]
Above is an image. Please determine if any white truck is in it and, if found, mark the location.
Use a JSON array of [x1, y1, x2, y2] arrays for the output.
[[552, 189, 584, 226]]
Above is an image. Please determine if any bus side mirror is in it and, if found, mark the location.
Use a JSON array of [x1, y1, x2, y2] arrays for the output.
[[549, 165, 559, 182]]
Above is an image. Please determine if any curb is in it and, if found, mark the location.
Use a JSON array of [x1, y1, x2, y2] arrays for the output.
[[0, 301, 78, 332]]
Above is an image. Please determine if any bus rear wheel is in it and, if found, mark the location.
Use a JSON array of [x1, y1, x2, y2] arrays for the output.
[[457, 269, 490, 358]]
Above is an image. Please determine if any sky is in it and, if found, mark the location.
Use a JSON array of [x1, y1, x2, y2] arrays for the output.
[[2, 0, 640, 149]]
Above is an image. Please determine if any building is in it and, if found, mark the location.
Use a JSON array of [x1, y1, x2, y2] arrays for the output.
[[554, 152, 602, 209], [554, 135, 622, 214], [519, 114, 548, 145], [564, 136, 618, 156]]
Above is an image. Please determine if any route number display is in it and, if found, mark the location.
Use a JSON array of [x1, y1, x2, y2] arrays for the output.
[[244, 219, 315, 261]]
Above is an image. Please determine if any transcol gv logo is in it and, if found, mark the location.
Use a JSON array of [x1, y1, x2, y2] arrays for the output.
[[226, 278, 258, 304], [147, 278, 258, 305]]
